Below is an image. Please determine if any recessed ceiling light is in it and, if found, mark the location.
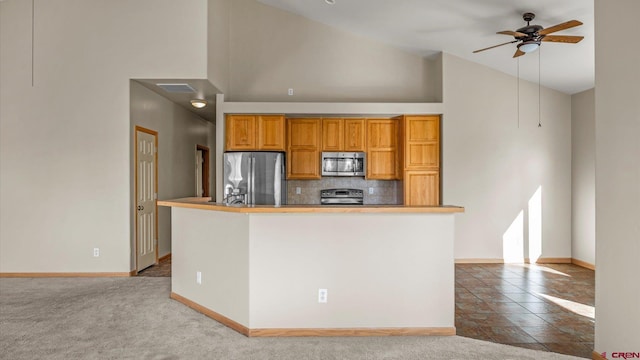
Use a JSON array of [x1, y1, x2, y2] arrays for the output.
[[190, 99, 207, 109], [325, 0, 336, 4]]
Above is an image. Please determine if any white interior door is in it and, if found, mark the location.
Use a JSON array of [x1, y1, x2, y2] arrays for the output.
[[136, 129, 157, 271]]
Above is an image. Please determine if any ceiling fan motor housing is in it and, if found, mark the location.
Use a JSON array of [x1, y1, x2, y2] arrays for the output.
[[515, 24, 543, 39], [515, 12, 544, 41]]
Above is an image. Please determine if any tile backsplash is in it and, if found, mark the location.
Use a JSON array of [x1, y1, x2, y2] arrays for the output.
[[287, 178, 402, 205]]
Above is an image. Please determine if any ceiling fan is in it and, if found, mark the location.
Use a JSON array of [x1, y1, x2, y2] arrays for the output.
[[473, 12, 584, 58]]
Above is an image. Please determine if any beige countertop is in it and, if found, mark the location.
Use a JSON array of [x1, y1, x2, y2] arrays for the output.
[[158, 197, 464, 214]]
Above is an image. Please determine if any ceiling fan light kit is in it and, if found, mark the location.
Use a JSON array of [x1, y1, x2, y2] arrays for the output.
[[473, 12, 583, 58], [518, 41, 540, 53]]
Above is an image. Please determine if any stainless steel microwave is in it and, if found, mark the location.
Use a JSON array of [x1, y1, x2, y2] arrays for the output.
[[321, 152, 366, 177]]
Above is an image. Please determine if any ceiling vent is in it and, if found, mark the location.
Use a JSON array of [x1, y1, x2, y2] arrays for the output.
[[156, 83, 197, 93]]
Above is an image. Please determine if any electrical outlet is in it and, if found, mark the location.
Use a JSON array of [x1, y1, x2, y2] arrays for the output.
[[368, 187, 374, 195], [318, 288, 328, 303], [93, 248, 100, 257], [196, 271, 202, 284], [288, 88, 294, 96], [296, 187, 301, 195]]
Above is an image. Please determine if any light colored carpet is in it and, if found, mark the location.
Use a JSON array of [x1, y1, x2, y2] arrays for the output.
[[0, 277, 584, 360]]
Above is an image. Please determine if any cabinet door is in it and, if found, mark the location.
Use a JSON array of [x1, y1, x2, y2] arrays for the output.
[[366, 119, 399, 179], [367, 150, 397, 180], [367, 119, 396, 149], [404, 115, 439, 169], [344, 118, 366, 151], [322, 118, 343, 151], [404, 170, 440, 206], [288, 149, 320, 179], [287, 118, 321, 179], [226, 115, 256, 150], [258, 115, 285, 151]]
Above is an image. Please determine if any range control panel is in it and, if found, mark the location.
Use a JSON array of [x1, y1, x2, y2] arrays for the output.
[[320, 188, 364, 205]]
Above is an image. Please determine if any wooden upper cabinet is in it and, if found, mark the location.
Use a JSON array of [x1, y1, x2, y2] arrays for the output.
[[322, 118, 344, 151], [226, 115, 256, 150], [367, 119, 397, 149], [286, 118, 321, 179], [343, 119, 366, 151], [226, 114, 285, 151], [367, 151, 398, 180], [288, 118, 321, 148], [322, 118, 366, 152], [403, 115, 439, 169], [366, 119, 399, 180], [258, 115, 285, 150]]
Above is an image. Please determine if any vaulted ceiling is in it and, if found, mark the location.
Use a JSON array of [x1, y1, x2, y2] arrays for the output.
[[257, 0, 594, 95]]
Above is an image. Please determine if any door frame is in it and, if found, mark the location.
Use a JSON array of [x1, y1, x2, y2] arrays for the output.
[[134, 126, 159, 272], [196, 144, 210, 197]]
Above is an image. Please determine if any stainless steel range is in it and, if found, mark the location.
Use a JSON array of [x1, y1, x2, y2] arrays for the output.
[[320, 188, 364, 205]]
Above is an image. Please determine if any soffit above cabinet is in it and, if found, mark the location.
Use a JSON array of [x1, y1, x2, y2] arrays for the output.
[[219, 95, 443, 117]]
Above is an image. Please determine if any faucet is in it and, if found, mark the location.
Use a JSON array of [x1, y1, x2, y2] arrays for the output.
[[223, 186, 246, 205]]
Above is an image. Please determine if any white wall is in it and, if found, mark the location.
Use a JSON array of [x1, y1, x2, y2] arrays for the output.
[[571, 89, 595, 266], [594, 0, 640, 354], [0, 0, 207, 273], [442, 53, 572, 262], [208, 0, 230, 94], [130, 82, 213, 259], [171, 208, 250, 326], [209, 0, 440, 102]]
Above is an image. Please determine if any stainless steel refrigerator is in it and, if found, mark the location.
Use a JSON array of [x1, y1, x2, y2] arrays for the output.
[[223, 152, 286, 205]]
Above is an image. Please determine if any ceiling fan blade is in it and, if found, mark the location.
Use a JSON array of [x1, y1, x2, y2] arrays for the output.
[[473, 40, 517, 53], [538, 20, 583, 35], [497, 30, 527, 37], [513, 48, 525, 58], [541, 35, 584, 43]]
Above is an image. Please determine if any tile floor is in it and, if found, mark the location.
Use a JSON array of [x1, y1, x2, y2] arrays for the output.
[[136, 256, 171, 277], [137, 258, 595, 358], [455, 263, 595, 358]]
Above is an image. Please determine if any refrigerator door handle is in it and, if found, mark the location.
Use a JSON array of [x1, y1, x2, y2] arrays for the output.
[[251, 155, 256, 205], [274, 153, 283, 206], [246, 155, 251, 205], [281, 154, 286, 205]]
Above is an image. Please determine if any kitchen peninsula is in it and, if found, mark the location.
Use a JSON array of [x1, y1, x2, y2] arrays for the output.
[[159, 197, 463, 337]]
